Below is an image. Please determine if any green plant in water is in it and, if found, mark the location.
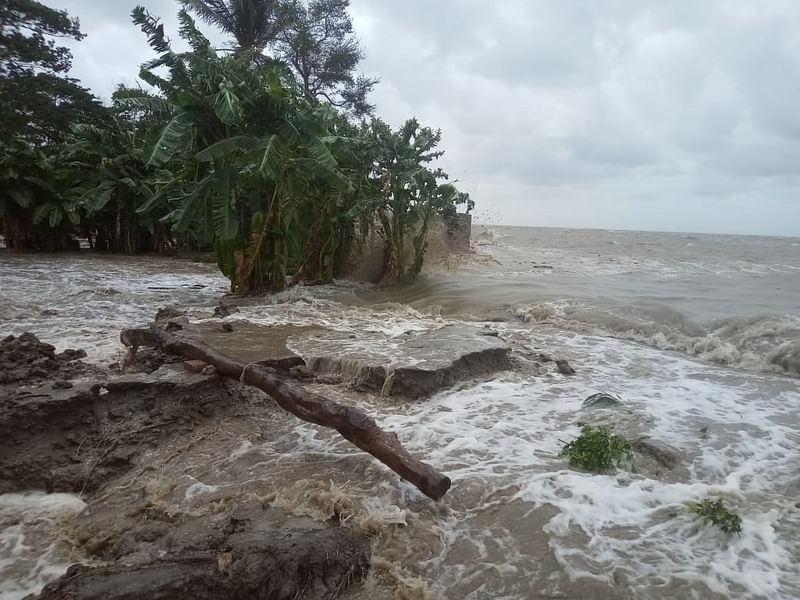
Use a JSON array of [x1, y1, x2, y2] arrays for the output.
[[559, 425, 632, 472], [687, 497, 743, 536]]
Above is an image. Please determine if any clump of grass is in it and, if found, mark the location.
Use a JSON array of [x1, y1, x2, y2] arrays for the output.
[[559, 425, 632, 472], [687, 497, 743, 536]]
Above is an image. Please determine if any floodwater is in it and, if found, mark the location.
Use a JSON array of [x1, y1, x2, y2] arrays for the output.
[[1, 226, 799, 599]]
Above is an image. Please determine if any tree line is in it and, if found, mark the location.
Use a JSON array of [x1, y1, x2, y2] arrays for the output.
[[0, 0, 472, 292]]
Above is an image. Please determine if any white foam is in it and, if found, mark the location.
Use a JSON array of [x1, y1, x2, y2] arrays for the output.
[[227, 297, 444, 339], [152, 312, 800, 598], [514, 302, 800, 377], [3, 240, 799, 598], [317, 327, 797, 598], [0, 492, 87, 600], [0, 255, 227, 362], [184, 480, 219, 501]]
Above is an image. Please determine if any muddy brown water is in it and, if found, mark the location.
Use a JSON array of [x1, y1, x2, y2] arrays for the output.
[[1, 228, 800, 599]]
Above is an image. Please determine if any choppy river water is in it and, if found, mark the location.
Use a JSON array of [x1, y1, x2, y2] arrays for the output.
[[1, 226, 799, 599]]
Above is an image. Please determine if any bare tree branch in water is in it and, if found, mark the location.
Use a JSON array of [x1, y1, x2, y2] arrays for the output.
[[120, 327, 452, 501]]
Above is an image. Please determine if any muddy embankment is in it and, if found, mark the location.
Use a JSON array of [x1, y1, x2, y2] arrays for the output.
[[1, 304, 522, 599], [1, 331, 371, 598]]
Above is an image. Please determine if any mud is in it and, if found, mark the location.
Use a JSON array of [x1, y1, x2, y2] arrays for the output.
[[117, 346, 176, 374], [2, 322, 559, 599], [3, 352, 373, 599], [0, 366, 246, 494], [0, 333, 95, 385], [33, 518, 368, 600]]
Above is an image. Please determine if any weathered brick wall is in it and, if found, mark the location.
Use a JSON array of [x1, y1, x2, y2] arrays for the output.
[[340, 213, 472, 282], [445, 213, 472, 252]]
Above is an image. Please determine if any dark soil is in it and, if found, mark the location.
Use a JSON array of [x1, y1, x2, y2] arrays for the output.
[[0, 368, 247, 494], [0, 332, 95, 385], [118, 346, 177, 374], [4, 332, 371, 599], [32, 523, 369, 600]]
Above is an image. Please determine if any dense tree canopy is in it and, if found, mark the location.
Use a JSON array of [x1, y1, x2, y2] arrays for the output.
[[179, 0, 294, 60], [0, 0, 471, 292], [275, 0, 378, 116], [181, 0, 376, 115], [0, 0, 84, 76], [0, 0, 106, 144]]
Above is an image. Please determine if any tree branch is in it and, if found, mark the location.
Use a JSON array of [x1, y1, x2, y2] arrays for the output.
[[120, 327, 452, 501]]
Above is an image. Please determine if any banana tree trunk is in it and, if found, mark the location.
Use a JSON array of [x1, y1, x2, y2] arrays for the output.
[[378, 205, 406, 286]]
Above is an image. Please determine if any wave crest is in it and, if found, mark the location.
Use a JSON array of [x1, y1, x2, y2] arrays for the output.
[[514, 301, 800, 376]]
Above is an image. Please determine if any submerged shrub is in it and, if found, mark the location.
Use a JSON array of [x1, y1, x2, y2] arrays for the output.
[[687, 497, 743, 536], [559, 425, 632, 472]]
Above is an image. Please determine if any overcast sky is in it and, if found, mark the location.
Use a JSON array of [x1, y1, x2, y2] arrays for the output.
[[50, 0, 800, 236]]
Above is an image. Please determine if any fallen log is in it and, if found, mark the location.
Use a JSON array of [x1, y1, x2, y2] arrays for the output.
[[120, 327, 452, 501]]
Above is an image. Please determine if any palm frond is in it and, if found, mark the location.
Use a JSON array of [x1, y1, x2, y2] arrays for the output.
[[212, 189, 239, 240], [258, 134, 284, 179], [180, 0, 236, 34], [137, 68, 172, 92], [177, 9, 212, 53], [146, 112, 193, 166], [87, 186, 115, 213], [31, 203, 52, 224], [132, 6, 172, 55], [305, 136, 337, 171], [195, 135, 254, 162], [213, 82, 242, 125], [136, 180, 173, 214], [174, 175, 212, 231], [116, 95, 176, 116], [8, 188, 34, 208]]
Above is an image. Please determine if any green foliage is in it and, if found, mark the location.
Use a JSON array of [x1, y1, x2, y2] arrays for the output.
[[0, 0, 106, 144], [64, 113, 173, 253], [559, 425, 633, 472], [0, 73, 107, 145], [144, 112, 193, 166], [365, 117, 459, 284], [1, 0, 469, 289], [687, 497, 743, 536], [0, 0, 84, 77], [180, 0, 294, 57], [275, 0, 378, 116], [0, 139, 80, 250]]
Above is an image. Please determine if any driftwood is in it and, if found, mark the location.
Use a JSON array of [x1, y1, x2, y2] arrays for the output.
[[120, 327, 452, 501]]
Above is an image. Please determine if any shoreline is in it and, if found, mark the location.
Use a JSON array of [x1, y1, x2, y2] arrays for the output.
[[0, 305, 675, 599], [1, 237, 799, 599], [2, 301, 799, 598]]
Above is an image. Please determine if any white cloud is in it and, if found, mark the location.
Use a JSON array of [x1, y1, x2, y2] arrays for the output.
[[48, 0, 800, 235]]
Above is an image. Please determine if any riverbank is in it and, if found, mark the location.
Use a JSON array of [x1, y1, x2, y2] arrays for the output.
[[1, 230, 799, 599], [0, 315, 544, 598]]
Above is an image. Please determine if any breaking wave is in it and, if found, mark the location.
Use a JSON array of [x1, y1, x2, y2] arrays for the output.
[[514, 300, 800, 377]]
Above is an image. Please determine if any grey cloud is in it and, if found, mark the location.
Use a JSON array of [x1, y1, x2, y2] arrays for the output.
[[46, 0, 800, 235], [350, 0, 800, 234], [51, 0, 228, 98]]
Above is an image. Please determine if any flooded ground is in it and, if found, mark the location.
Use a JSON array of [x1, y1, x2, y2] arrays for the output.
[[1, 227, 799, 599]]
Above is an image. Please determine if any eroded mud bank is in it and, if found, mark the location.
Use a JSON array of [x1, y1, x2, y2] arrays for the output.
[[2, 332, 373, 599]]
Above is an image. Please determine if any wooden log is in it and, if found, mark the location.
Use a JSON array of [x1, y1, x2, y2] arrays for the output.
[[120, 328, 452, 501]]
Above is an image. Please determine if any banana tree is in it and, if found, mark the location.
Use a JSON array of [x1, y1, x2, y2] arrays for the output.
[[0, 139, 80, 250], [64, 120, 173, 253], [366, 118, 448, 284], [289, 105, 376, 283], [125, 6, 465, 290], [126, 6, 350, 293], [408, 180, 473, 278]]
